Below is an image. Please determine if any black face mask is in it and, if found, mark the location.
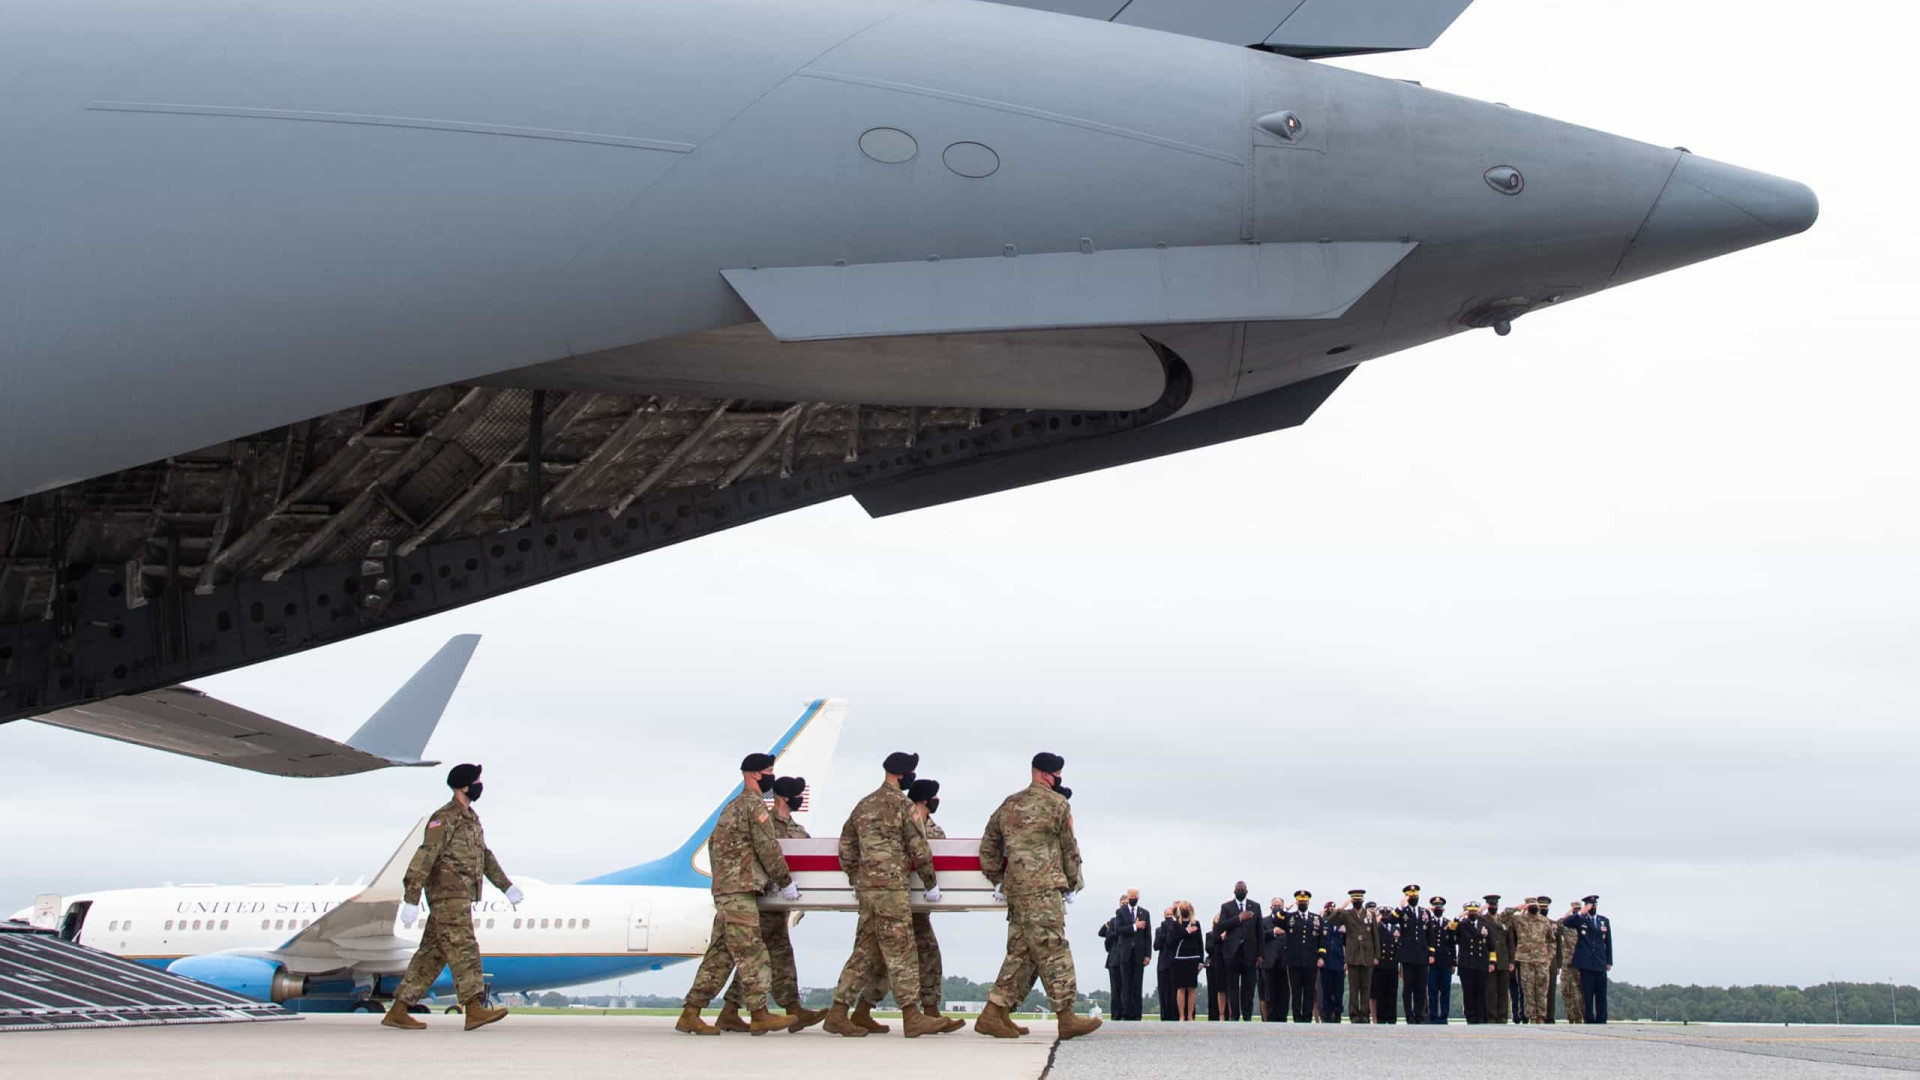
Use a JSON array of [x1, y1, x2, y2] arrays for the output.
[[1234, 889, 1247, 901], [927, 797, 940, 815], [783, 794, 804, 812], [1529, 906, 1542, 915], [898, 771, 916, 789], [1297, 901, 1309, 912], [465, 782, 483, 803]]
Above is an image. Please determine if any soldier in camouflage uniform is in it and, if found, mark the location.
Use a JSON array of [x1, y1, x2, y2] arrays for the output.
[[1508, 896, 1555, 1023], [384, 763, 520, 1032], [974, 752, 1101, 1041], [676, 753, 798, 1037], [716, 776, 826, 1034], [825, 752, 945, 1039], [857, 779, 963, 1033], [1555, 900, 1583, 1023]]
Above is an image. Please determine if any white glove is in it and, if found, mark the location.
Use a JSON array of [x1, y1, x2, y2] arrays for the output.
[[923, 885, 942, 903], [991, 884, 1006, 902], [399, 902, 420, 929], [505, 885, 525, 906], [1063, 891, 1077, 905], [779, 882, 801, 902]]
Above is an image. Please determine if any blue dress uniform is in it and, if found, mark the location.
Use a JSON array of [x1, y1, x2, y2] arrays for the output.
[[1279, 896, 1325, 1023], [1563, 897, 1613, 1023], [1427, 900, 1456, 1024], [1371, 914, 1400, 1024], [1393, 886, 1436, 1025], [1319, 916, 1346, 1022]]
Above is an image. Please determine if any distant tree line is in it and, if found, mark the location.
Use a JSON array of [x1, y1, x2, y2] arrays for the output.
[[564, 980, 1920, 1023]]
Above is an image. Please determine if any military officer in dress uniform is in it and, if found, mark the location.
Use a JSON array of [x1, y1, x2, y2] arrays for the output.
[[716, 776, 827, 1034], [1370, 903, 1399, 1024], [677, 753, 800, 1037], [1392, 885, 1435, 1024], [1279, 890, 1324, 1023], [384, 763, 520, 1032], [1563, 895, 1613, 1023], [1329, 890, 1375, 1023], [1454, 901, 1494, 1024], [975, 752, 1100, 1041], [1318, 902, 1346, 1022], [1428, 897, 1456, 1024], [1484, 894, 1513, 1024]]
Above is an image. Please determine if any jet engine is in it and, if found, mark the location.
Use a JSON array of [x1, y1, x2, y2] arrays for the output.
[[166, 954, 307, 1003]]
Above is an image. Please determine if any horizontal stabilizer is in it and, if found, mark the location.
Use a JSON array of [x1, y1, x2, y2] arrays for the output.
[[724, 242, 1415, 342], [856, 368, 1353, 517], [984, 0, 1476, 56], [271, 817, 427, 971], [30, 634, 479, 778]]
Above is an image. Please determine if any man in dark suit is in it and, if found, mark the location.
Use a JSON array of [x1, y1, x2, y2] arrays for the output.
[[1155, 906, 1178, 1021], [1109, 889, 1151, 1020], [1216, 882, 1260, 1020], [1099, 893, 1126, 1017], [1256, 897, 1288, 1020], [1280, 890, 1325, 1022]]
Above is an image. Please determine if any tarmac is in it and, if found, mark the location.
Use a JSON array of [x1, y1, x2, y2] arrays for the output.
[[4, 1015, 1920, 1078]]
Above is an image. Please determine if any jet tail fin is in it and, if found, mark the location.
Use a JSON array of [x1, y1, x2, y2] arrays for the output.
[[579, 698, 846, 887], [343, 634, 481, 763]]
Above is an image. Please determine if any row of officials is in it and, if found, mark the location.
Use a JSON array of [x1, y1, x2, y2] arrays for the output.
[[1101, 884, 1614, 1024]]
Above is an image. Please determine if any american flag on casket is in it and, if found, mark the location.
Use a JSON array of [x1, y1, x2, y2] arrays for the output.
[[755, 838, 1006, 912]]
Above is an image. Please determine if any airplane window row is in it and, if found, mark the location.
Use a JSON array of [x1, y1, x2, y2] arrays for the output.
[[108, 920, 133, 931], [506, 917, 589, 929], [161, 919, 237, 931], [258, 918, 314, 930]]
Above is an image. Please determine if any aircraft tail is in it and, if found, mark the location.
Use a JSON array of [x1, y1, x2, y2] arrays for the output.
[[578, 698, 845, 887], [342, 634, 482, 763]]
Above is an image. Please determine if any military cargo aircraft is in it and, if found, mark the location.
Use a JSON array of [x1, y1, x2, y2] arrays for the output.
[[0, 0, 1815, 729]]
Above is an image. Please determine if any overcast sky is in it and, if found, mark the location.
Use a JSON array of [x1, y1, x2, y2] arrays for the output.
[[3, 0, 1915, 999]]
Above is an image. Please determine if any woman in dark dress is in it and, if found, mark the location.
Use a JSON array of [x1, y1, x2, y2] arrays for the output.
[[1205, 911, 1228, 1021], [1167, 901, 1205, 1021]]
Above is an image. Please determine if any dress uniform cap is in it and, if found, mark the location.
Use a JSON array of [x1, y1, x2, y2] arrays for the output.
[[446, 763, 482, 789], [1536, 895, 1552, 905], [1582, 894, 1600, 904], [772, 775, 806, 800], [907, 778, 940, 803], [1430, 896, 1446, 907], [1463, 900, 1482, 911], [883, 751, 920, 774], [1031, 751, 1065, 773], [1348, 889, 1367, 898], [739, 752, 777, 772], [1403, 884, 1421, 895], [1294, 890, 1312, 900], [1483, 894, 1501, 904]]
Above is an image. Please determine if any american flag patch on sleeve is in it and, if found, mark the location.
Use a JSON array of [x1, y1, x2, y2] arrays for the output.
[[428, 820, 442, 829]]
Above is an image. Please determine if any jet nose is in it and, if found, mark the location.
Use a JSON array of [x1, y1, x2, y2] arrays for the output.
[[1612, 153, 1818, 285]]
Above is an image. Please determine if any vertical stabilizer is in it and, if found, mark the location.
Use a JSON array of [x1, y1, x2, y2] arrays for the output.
[[343, 635, 481, 763]]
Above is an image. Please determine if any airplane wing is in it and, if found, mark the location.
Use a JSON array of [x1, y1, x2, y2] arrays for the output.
[[269, 817, 427, 975], [29, 634, 480, 778], [983, 0, 1478, 56]]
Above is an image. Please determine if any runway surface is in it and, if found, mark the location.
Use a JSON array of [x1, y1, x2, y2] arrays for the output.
[[4, 1016, 1919, 1078]]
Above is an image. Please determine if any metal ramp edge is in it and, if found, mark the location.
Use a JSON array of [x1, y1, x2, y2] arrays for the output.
[[0, 923, 297, 1032]]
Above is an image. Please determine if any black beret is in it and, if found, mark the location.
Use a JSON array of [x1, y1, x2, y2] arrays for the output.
[[907, 778, 940, 803], [772, 776, 806, 799], [447, 763, 482, 789], [739, 752, 776, 771], [1031, 751, 1065, 773], [883, 751, 919, 774]]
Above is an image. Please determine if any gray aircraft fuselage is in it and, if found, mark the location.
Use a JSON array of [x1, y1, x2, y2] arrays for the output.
[[0, 0, 1814, 722]]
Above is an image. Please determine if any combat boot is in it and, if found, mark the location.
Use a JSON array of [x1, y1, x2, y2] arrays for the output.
[[822, 1002, 868, 1037], [924, 1003, 966, 1033], [748, 1007, 789, 1035], [462, 995, 508, 1031], [972, 1001, 1023, 1039], [713, 1004, 752, 1033], [850, 1000, 891, 1033], [1055, 1008, 1103, 1040], [674, 1005, 720, 1036], [380, 1000, 426, 1030], [782, 1002, 826, 1033], [900, 1004, 947, 1038]]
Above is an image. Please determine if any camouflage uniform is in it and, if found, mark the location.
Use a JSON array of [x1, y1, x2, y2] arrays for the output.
[[861, 815, 948, 1011], [980, 781, 1084, 1013], [831, 782, 936, 1008], [1509, 908, 1554, 1022], [683, 787, 794, 1012], [395, 798, 513, 1004], [722, 812, 809, 1011], [1556, 920, 1584, 1022]]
